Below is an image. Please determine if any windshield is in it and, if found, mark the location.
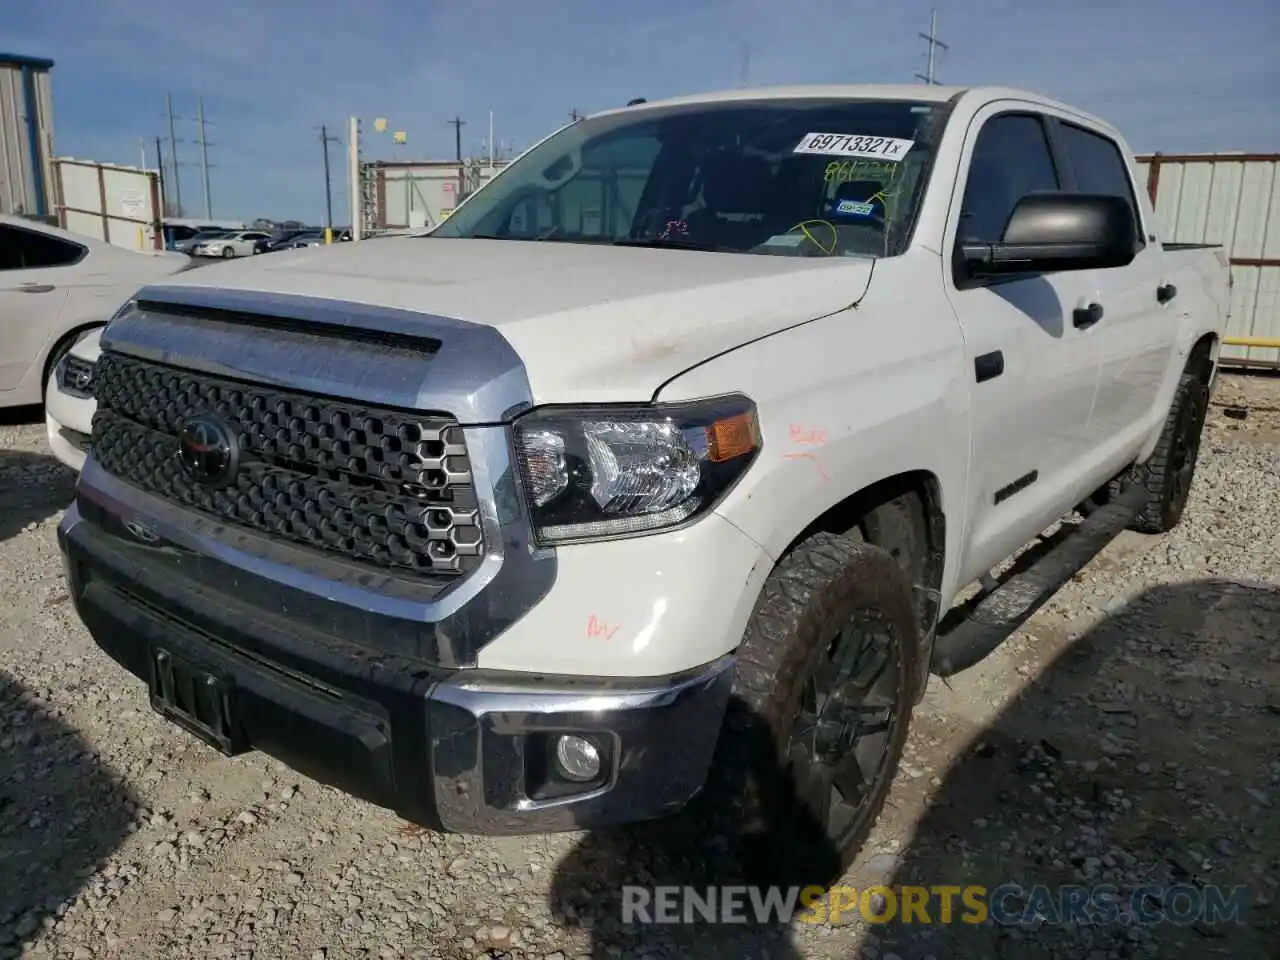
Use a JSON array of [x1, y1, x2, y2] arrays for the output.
[[431, 97, 951, 259]]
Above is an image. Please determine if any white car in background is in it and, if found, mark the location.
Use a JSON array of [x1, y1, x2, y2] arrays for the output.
[[0, 213, 192, 414], [192, 230, 271, 259], [45, 325, 101, 471]]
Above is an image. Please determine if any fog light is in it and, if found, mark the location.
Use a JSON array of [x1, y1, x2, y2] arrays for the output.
[[554, 734, 602, 782]]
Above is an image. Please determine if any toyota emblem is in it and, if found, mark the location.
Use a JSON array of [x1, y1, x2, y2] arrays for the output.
[[178, 414, 238, 486]]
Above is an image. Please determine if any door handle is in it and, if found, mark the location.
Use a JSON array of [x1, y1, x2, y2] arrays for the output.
[[1156, 283, 1177, 304], [18, 283, 56, 294], [1073, 302, 1104, 329]]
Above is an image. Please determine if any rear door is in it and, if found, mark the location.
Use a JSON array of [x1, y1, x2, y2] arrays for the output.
[[0, 223, 82, 395], [1049, 119, 1178, 462], [942, 109, 1104, 585]]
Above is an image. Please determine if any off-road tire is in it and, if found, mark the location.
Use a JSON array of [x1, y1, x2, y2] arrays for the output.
[[702, 531, 920, 889], [1115, 373, 1210, 534]]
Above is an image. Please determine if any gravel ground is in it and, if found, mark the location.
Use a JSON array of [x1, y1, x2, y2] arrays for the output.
[[2, 372, 1278, 960]]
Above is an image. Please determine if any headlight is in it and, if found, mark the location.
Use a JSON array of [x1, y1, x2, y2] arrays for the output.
[[512, 395, 761, 545]]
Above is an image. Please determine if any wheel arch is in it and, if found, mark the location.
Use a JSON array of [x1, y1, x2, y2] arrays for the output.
[[775, 469, 948, 700], [1186, 331, 1218, 386]]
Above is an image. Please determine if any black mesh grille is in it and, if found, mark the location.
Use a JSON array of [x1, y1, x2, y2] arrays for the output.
[[90, 351, 484, 578]]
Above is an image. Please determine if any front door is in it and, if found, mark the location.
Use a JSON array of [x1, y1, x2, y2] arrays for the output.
[[942, 110, 1103, 586]]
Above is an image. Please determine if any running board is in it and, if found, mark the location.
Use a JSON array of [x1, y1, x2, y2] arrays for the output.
[[930, 484, 1148, 678]]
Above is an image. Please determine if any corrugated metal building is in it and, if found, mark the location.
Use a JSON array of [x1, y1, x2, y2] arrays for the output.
[[1136, 152, 1280, 367], [0, 51, 56, 218], [368, 160, 508, 230]]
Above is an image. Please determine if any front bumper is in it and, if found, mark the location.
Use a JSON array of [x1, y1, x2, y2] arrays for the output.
[[59, 504, 734, 834]]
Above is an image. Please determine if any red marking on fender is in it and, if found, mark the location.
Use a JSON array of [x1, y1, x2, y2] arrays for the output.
[[586, 615, 619, 640], [788, 424, 828, 445], [783, 451, 829, 482]]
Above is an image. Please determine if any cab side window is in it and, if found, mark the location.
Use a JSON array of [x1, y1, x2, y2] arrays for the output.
[[958, 114, 1060, 244], [1057, 122, 1144, 245]]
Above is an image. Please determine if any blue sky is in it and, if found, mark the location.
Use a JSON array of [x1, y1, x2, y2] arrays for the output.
[[3, 0, 1277, 224]]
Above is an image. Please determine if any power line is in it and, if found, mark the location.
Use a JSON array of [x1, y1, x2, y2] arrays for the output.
[[915, 9, 948, 85]]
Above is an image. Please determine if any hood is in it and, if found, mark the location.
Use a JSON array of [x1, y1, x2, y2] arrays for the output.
[[155, 237, 876, 405]]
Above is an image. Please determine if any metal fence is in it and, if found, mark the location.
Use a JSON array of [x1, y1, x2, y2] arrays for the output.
[[369, 160, 508, 230], [1136, 152, 1280, 368], [52, 157, 162, 250]]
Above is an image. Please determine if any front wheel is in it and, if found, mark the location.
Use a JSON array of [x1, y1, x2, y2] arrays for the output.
[[702, 532, 919, 888], [221, 247, 235, 259]]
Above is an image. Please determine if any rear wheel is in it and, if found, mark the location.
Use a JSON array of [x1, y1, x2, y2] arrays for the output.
[[1115, 373, 1210, 533], [703, 532, 918, 888]]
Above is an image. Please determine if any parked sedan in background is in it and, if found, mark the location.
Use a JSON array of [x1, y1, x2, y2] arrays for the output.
[[0, 214, 193, 411], [173, 227, 236, 255], [281, 232, 327, 249], [193, 230, 272, 258], [254, 228, 320, 254]]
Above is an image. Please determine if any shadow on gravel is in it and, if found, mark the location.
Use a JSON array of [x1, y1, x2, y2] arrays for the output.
[[868, 578, 1280, 960], [549, 579, 1279, 959], [0, 405, 43, 428], [549, 696, 843, 959], [0, 671, 140, 954], [0, 449, 76, 544]]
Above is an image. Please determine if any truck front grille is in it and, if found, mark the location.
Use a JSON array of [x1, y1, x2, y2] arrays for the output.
[[90, 351, 484, 579]]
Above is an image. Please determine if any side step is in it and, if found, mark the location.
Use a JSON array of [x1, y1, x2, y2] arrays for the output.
[[930, 484, 1148, 678]]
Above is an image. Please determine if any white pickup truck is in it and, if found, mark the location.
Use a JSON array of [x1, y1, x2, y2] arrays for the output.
[[59, 84, 1228, 878]]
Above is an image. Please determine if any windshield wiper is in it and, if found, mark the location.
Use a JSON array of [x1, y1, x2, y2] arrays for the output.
[[612, 237, 718, 252]]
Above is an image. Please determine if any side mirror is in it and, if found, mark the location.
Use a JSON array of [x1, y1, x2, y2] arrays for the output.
[[961, 193, 1138, 276]]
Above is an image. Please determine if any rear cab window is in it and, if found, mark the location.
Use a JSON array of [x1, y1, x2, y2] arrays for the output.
[[1055, 122, 1145, 247]]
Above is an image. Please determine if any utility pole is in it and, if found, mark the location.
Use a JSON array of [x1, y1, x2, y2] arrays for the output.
[[488, 110, 495, 170], [154, 136, 167, 215], [569, 108, 584, 122], [164, 93, 184, 214], [447, 116, 466, 200], [318, 124, 341, 234], [915, 9, 948, 85], [348, 116, 363, 241], [195, 96, 214, 218]]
